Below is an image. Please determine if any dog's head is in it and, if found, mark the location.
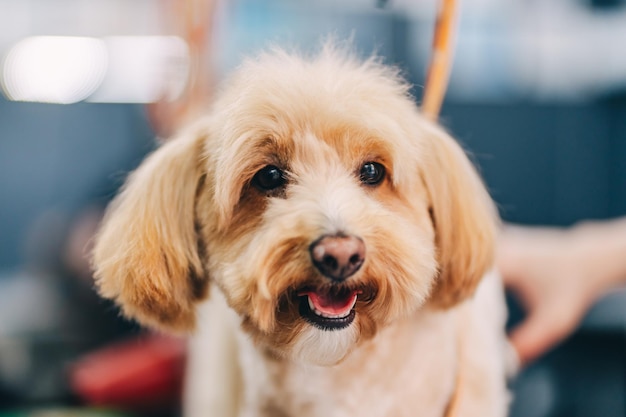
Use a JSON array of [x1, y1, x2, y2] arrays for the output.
[[92, 46, 496, 366]]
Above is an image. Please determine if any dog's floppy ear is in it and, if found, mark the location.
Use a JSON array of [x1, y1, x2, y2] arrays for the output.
[[92, 133, 207, 332], [421, 126, 497, 308]]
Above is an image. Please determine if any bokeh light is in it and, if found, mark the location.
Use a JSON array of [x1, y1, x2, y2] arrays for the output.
[[2, 36, 108, 104]]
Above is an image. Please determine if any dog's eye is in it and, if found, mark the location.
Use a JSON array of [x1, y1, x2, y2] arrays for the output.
[[359, 162, 385, 186], [253, 165, 286, 191]]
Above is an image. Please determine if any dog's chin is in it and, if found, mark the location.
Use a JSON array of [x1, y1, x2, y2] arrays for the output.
[[290, 322, 360, 366]]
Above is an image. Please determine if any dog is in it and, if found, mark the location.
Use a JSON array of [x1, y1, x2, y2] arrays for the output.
[[92, 44, 510, 417]]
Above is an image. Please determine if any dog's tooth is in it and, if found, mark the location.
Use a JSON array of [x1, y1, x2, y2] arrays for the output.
[[323, 310, 349, 319]]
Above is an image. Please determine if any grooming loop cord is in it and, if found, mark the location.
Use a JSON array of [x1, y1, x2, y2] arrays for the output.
[[422, 0, 459, 120]]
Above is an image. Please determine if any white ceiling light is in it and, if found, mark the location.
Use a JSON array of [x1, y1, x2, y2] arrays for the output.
[[2, 36, 108, 104], [88, 36, 189, 104], [1, 36, 190, 104]]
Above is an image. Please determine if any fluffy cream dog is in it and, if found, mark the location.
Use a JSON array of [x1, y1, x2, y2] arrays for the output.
[[92, 45, 510, 417]]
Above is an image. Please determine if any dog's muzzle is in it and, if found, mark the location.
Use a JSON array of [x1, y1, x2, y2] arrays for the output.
[[295, 234, 367, 330]]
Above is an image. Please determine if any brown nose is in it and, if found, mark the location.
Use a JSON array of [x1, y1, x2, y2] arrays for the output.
[[309, 234, 365, 281]]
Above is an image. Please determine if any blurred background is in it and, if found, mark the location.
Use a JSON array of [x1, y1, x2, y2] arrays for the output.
[[0, 0, 624, 416]]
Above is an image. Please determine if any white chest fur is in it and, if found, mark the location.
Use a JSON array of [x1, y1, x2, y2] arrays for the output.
[[237, 310, 458, 417], [184, 272, 509, 417]]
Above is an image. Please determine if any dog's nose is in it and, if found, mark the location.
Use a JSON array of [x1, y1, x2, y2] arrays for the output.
[[310, 234, 365, 281]]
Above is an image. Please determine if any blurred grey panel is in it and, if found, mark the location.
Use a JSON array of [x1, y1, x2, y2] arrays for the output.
[[215, 1, 411, 77], [0, 98, 153, 269], [441, 103, 558, 224], [442, 101, 626, 226]]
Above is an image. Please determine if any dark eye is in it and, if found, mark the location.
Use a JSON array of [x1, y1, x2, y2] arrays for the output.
[[253, 165, 286, 191], [359, 162, 386, 185]]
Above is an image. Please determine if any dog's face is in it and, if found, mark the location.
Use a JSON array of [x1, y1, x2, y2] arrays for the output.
[[92, 47, 496, 366]]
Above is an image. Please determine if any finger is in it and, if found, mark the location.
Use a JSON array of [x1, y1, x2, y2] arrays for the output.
[[508, 310, 574, 365]]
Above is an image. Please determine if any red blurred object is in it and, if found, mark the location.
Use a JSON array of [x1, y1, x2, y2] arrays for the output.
[[70, 335, 187, 410]]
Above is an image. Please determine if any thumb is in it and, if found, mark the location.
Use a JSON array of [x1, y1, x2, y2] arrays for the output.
[[509, 306, 576, 365]]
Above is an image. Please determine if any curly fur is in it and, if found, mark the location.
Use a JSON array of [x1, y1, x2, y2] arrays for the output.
[[92, 44, 509, 417]]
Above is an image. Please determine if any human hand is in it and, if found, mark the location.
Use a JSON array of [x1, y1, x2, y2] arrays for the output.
[[497, 225, 607, 365]]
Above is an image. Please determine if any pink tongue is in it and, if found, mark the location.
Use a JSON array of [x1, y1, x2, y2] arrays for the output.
[[304, 291, 358, 315]]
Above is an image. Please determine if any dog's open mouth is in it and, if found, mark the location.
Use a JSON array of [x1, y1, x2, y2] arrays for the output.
[[297, 287, 361, 330]]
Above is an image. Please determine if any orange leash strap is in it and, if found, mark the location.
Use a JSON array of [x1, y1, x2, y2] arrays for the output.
[[422, 0, 460, 120]]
